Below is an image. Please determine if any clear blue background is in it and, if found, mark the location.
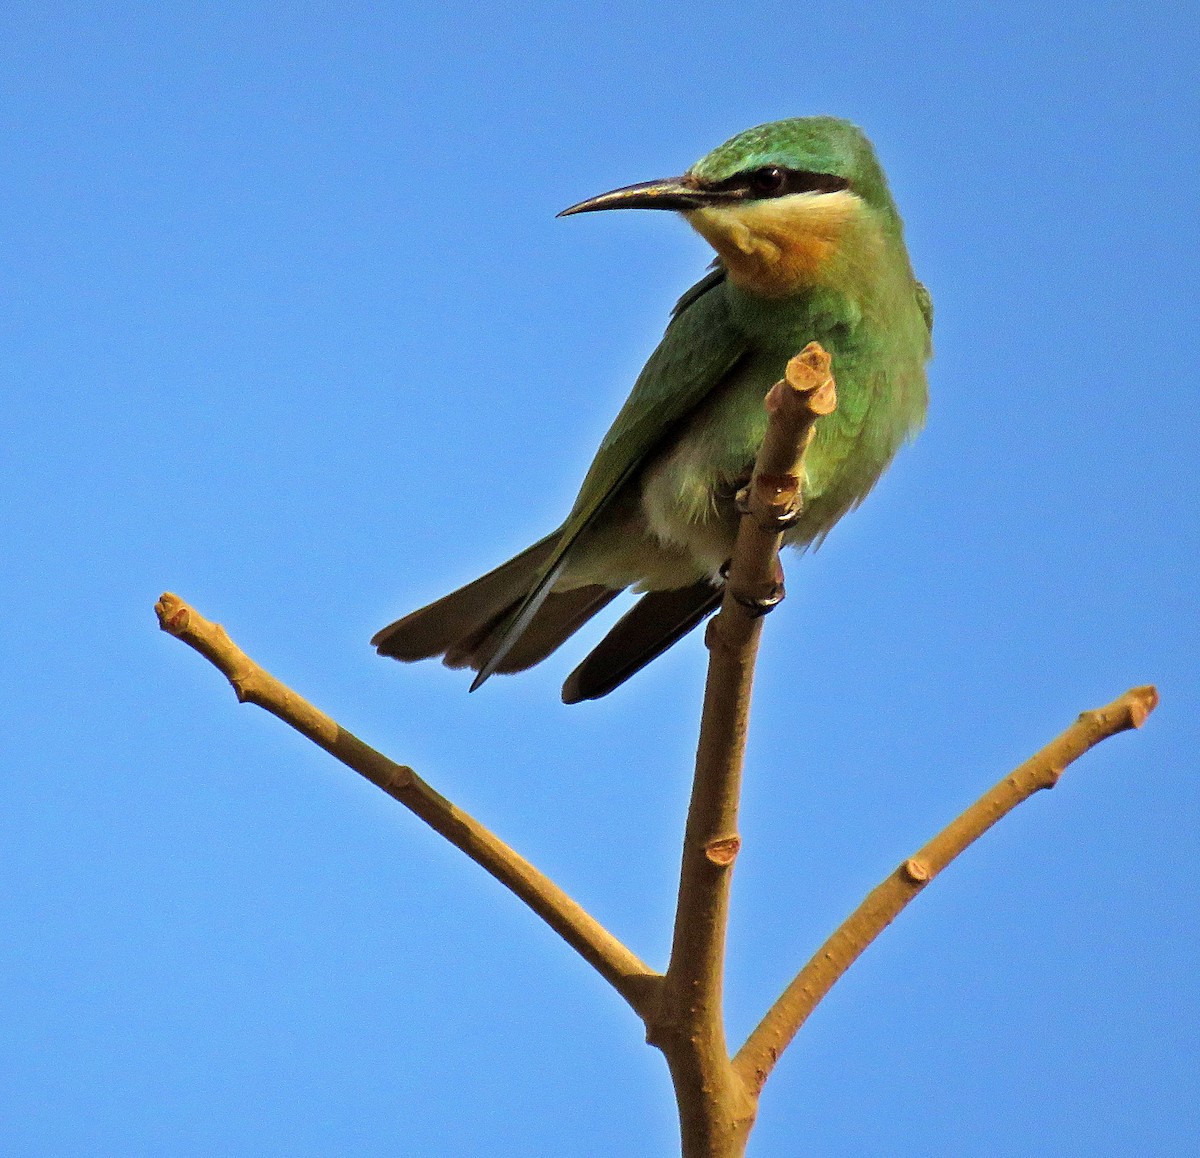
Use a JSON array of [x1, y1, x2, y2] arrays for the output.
[[3, 2, 1197, 1154]]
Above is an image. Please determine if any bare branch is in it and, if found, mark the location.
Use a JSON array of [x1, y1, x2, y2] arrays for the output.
[[154, 338, 1159, 1158], [650, 344, 837, 1158], [732, 684, 1160, 1096], [154, 593, 661, 1016]]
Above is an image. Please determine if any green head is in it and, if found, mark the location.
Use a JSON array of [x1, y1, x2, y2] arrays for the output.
[[561, 117, 901, 297], [686, 117, 895, 216]]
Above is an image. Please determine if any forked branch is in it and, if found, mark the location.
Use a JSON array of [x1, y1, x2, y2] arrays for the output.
[[156, 338, 1157, 1158]]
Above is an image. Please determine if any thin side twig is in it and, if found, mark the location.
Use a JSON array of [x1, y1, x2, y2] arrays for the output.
[[732, 683, 1160, 1096], [649, 343, 837, 1158], [154, 593, 661, 1016]]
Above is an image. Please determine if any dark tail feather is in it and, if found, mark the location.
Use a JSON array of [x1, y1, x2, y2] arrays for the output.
[[445, 584, 619, 674], [372, 534, 558, 662], [561, 581, 723, 704]]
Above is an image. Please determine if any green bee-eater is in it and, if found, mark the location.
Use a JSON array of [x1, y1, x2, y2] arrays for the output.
[[373, 117, 932, 702]]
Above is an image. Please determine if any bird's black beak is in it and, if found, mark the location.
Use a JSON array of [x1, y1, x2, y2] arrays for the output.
[[558, 176, 723, 216]]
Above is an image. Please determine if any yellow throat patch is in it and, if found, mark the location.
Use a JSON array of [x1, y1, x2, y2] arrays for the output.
[[685, 190, 861, 297]]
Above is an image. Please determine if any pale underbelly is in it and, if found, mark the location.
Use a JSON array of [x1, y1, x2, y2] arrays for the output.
[[556, 370, 771, 591], [553, 348, 900, 594]]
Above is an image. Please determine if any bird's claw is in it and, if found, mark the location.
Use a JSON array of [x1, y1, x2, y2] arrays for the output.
[[733, 582, 786, 616], [719, 558, 786, 614], [764, 508, 802, 531], [734, 483, 802, 529]]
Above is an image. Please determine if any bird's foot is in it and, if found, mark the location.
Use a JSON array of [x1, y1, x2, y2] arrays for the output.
[[719, 559, 786, 616], [734, 482, 803, 530], [734, 582, 786, 616]]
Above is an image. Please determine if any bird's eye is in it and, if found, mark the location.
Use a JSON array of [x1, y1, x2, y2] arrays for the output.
[[749, 167, 787, 196]]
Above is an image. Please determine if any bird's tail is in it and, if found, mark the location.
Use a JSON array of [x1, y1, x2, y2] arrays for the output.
[[374, 541, 724, 699], [561, 580, 722, 703], [371, 534, 618, 677]]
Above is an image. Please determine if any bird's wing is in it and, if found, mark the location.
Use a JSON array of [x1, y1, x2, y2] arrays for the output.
[[669, 262, 726, 319], [470, 269, 748, 688], [564, 267, 744, 530]]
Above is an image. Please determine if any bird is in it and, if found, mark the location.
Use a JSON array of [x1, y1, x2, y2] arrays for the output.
[[372, 116, 932, 703]]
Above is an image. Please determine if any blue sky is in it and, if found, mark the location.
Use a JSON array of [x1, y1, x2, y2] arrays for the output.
[[3, 2, 1197, 1154]]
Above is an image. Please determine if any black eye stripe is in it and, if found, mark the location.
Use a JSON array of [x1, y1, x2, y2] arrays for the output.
[[707, 167, 850, 200]]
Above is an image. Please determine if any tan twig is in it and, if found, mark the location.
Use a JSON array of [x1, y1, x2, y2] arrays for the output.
[[647, 343, 837, 1158], [732, 683, 1160, 1096], [153, 593, 661, 1016]]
